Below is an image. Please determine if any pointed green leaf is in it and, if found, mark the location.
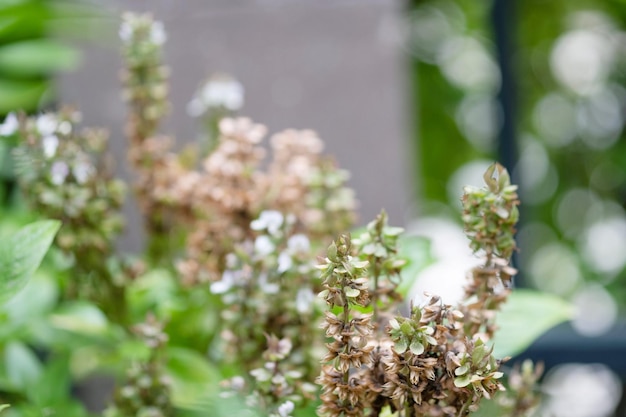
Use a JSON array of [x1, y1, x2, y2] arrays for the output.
[[0, 220, 60, 304], [492, 290, 572, 358]]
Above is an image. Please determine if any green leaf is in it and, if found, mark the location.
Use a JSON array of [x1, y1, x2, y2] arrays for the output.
[[409, 339, 424, 355], [394, 337, 408, 354], [48, 302, 109, 336], [397, 236, 434, 297], [0, 220, 60, 304], [4, 341, 42, 391], [455, 364, 470, 376], [166, 347, 221, 409], [492, 290, 572, 358], [345, 287, 360, 298], [454, 374, 471, 388], [0, 39, 79, 76], [0, 79, 51, 113]]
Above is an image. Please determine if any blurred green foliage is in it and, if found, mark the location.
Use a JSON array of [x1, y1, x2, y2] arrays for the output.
[[409, 0, 626, 320], [0, 0, 85, 114]]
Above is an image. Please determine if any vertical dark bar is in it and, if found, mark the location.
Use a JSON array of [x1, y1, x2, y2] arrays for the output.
[[492, 0, 517, 174], [491, 0, 524, 286]]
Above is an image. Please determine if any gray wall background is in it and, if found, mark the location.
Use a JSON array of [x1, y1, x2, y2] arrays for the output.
[[59, 0, 414, 251]]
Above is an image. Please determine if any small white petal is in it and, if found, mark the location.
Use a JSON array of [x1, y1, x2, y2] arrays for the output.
[[254, 235, 275, 257], [277, 252, 293, 273], [50, 161, 69, 185], [288, 234, 310, 253], [42, 135, 59, 158], [296, 288, 315, 314], [57, 121, 72, 135], [72, 161, 93, 184], [150, 21, 167, 45], [36, 114, 57, 136], [277, 400, 295, 417]]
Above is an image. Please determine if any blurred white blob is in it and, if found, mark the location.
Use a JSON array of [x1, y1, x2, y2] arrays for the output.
[[405, 5, 455, 63], [590, 161, 625, 192], [541, 363, 622, 417], [516, 222, 558, 262], [446, 160, 492, 208], [532, 93, 577, 147], [577, 87, 623, 149], [187, 74, 244, 117], [571, 284, 618, 336], [528, 243, 582, 297], [0, 113, 18, 136], [550, 28, 616, 95], [437, 36, 500, 92], [515, 137, 558, 205], [554, 188, 599, 239], [580, 216, 626, 274], [454, 94, 500, 152], [406, 217, 477, 305]]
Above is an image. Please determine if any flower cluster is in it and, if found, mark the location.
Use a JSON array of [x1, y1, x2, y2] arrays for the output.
[[9, 109, 131, 320], [210, 210, 319, 379], [104, 316, 173, 417], [353, 210, 406, 330], [317, 234, 374, 417], [460, 162, 520, 339], [316, 164, 532, 417]]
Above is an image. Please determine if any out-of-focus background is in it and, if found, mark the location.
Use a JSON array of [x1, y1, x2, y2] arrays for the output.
[[2, 0, 626, 415]]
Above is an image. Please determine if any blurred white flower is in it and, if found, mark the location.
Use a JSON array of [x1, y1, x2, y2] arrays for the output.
[[42, 135, 59, 158], [251, 211, 284, 236], [119, 21, 133, 42], [36, 114, 57, 136], [50, 161, 69, 185], [254, 235, 275, 257], [296, 288, 314, 314], [188, 75, 244, 116], [277, 400, 295, 417], [0, 113, 18, 136], [72, 161, 93, 184], [150, 21, 167, 45], [277, 252, 293, 274], [287, 234, 310, 253], [57, 121, 72, 136]]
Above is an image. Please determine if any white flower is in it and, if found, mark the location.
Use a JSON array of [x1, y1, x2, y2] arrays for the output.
[[254, 235, 275, 257], [36, 114, 57, 136], [150, 21, 167, 45], [277, 252, 293, 273], [259, 273, 279, 294], [296, 288, 315, 314], [277, 401, 295, 417], [0, 113, 18, 136], [201, 77, 244, 111], [287, 234, 310, 253], [119, 21, 133, 42], [72, 161, 93, 184], [57, 121, 72, 135], [210, 270, 237, 294], [50, 161, 69, 185], [42, 135, 59, 158], [251, 211, 284, 236]]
